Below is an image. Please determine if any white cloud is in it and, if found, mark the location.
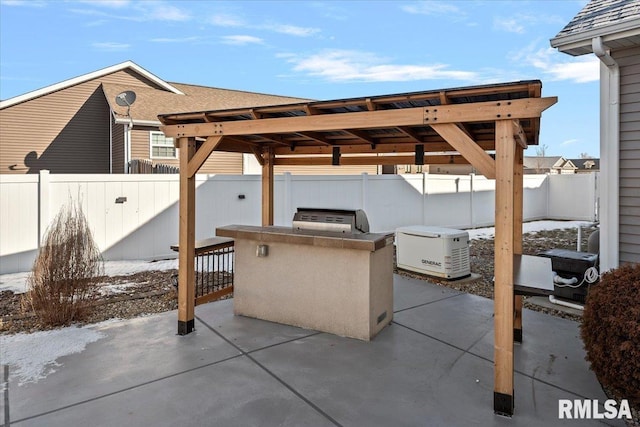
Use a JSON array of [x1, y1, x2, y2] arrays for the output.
[[1, 0, 46, 6], [75, 0, 129, 7], [150, 36, 200, 43], [221, 35, 264, 45], [494, 17, 525, 34], [493, 12, 565, 34], [145, 3, 190, 21], [401, 1, 461, 16], [69, 1, 190, 22], [210, 13, 319, 37], [284, 49, 477, 83], [515, 45, 599, 83], [92, 41, 130, 51], [264, 23, 320, 37], [210, 13, 246, 27], [561, 139, 579, 146]]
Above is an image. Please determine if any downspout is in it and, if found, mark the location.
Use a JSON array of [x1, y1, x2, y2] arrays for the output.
[[592, 36, 619, 271], [124, 123, 130, 174], [109, 108, 113, 174]]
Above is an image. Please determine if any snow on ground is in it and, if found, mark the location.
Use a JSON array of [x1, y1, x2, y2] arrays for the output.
[[0, 221, 595, 294], [0, 258, 178, 295], [0, 324, 108, 385], [465, 220, 595, 240]]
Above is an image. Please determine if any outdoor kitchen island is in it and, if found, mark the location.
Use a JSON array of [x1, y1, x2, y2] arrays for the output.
[[216, 224, 395, 341]]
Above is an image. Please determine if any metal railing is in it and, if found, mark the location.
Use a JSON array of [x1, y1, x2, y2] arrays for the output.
[[171, 237, 234, 306]]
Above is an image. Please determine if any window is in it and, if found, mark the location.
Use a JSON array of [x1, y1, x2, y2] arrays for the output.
[[150, 132, 176, 159]]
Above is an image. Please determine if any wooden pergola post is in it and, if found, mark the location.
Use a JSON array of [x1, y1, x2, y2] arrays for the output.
[[178, 137, 196, 335], [262, 146, 274, 226], [514, 148, 524, 343], [493, 120, 516, 415]]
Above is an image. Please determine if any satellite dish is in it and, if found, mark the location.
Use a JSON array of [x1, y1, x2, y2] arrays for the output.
[[115, 90, 136, 107]]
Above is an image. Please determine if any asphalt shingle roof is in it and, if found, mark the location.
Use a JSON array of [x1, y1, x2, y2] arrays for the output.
[[555, 0, 640, 38]]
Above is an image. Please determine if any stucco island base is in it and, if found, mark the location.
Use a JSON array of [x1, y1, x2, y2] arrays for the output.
[[216, 225, 395, 341]]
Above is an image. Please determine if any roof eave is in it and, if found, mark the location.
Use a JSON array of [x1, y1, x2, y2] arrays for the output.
[[0, 60, 184, 110], [550, 18, 640, 56]]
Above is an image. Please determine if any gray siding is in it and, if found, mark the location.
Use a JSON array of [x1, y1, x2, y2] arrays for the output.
[[615, 46, 640, 264], [111, 120, 125, 173]]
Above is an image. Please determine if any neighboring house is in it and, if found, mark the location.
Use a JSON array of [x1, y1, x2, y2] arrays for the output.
[[522, 156, 577, 174], [0, 61, 377, 176], [551, 0, 640, 269], [569, 158, 600, 173]]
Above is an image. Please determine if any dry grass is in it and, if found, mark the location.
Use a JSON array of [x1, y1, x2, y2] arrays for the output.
[[21, 199, 103, 326]]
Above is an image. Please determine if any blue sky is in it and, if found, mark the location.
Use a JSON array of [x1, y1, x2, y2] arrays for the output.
[[1, 0, 599, 158]]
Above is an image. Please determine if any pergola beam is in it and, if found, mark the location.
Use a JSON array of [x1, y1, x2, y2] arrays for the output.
[[274, 154, 470, 166], [161, 97, 557, 139], [273, 141, 496, 155]]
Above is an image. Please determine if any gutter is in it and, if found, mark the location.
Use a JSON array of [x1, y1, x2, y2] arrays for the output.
[[114, 118, 162, 127], [592, 36, 619, 271]]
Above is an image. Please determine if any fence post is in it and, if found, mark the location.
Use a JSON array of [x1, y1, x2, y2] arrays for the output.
[[470, 172, 475, 229], [361, 172, 368, 212], [422, 173, 428, 225], [284, 172, 292, 223], [38, 169, 50, 247]]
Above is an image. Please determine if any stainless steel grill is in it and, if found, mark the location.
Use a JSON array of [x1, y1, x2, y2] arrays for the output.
[[292, 208, 370, 234]]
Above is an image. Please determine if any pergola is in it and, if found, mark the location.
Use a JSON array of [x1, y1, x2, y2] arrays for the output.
[[159, 80, 557, 416]]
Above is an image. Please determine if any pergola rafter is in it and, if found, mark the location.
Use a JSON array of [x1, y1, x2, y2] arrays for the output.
[[159, 80, 557, 417]]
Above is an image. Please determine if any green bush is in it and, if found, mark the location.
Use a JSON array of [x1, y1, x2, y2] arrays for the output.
[[23, 199, 103, 326], [581, 263, 640, 407]]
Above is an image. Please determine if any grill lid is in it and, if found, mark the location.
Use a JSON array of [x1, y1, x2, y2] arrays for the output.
[[292, 208, 369, 233]]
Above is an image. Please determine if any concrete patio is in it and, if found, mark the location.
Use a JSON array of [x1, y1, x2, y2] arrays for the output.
[[2, 275, 622, 427]]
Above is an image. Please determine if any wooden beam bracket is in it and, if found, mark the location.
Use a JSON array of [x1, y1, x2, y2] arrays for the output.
[[431, 123, 496, 179], [187, 135, 224, 178]]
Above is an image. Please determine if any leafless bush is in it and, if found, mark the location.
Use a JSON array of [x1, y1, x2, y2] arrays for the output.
[[23, 199, 104, 326]]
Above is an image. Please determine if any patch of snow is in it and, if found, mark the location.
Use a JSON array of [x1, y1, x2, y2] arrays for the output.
[[97, 281, 139, 296], [0, 324, 107, 385], [102, 259, 178, 276], [466, 220, 595, 240], [0, 259, 178, 294], [0, 271, 30, 294]]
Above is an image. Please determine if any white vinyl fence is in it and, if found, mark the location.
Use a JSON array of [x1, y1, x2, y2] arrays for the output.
[[0, 171, 598, 274]]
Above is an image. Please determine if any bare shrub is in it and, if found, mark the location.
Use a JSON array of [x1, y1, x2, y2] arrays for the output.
[[23, 199, 104, 326]]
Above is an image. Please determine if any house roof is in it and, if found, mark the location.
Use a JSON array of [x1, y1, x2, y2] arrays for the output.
[[0, 61, 184, 109], [103, 82, 309, 125], [523, 156, 565, 170], [569, 158, 601, 169], [550, 0, 640, 56]]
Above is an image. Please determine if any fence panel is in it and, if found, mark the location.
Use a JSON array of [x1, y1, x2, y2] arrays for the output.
[[547, 173, 598, 221], [0, 171, 599, 274]]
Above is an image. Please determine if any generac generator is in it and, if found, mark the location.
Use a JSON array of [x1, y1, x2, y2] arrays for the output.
[[396, 225, 470, 279]]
